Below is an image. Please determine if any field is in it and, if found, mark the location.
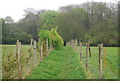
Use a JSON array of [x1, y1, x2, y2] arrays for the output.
[[75, 46, 118, 79], [1, 45, 119, 79]]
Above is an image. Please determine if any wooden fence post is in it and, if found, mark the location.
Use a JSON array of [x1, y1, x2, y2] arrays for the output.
[[75, 40, 77, 50], [86, 43, 89, 70], [43, 40, 46, 57], [16, 40, 19, 58], [33, 40, 37, 63], [50, 44, 52, 51], [68, 42, 70, 46], [40, 41, 43, 60], [16, 41, 22, 79], [88, 42, 91, 57], [71, 39, 74, 47], [30, 39, 33, 46], [80, 41, 82, 63], [38, 39, 43, 62], [104, 48, 107, 69], [30, 39, 33, 49], [98, 44, 103, 79], [46, 38, 48, 55], [50, 40, 52, 51]]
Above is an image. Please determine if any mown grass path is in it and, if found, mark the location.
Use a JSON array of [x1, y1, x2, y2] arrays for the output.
[[26, 46, 86, 79]]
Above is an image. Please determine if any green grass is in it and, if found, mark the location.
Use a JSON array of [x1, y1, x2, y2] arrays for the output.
[[2, 45, 119, 79], [26, 46, 86, 79], [75, 46, 119, 79], [2, 45, 29, 57], [0, 45, 2, 79]]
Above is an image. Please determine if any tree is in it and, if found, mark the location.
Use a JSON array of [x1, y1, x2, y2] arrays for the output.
[[5, 16, 14, 24], [38, 10, 59, 30], [18, 8, 39, 40], [56, 7, 89, 42]]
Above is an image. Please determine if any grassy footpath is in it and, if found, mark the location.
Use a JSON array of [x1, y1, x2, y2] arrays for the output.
[[26, 46, 86, 79]]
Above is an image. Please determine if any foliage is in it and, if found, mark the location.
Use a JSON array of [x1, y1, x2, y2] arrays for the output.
[[1, 2, 118, 46], [56, 8, 89, 42], [108, 39, 118, 46], [38, 27, 64, 49], [38, 10, 59, 30], [50, 27, 64, 49], [38, 30, 51, 41], [56, 2, 118, 46], [84, 33, 91, 42], [19, 32, 33, 42]]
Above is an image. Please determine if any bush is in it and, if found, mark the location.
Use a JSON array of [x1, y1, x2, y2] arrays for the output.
[[38, 30, 51, 41], [38, 27, 64, 50], [50, 27, 64, 49]]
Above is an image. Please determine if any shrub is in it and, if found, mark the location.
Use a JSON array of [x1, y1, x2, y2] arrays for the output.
[[50, 27, 64, 49], [38, 30, 51, 41], [38, 27, 64, 50]]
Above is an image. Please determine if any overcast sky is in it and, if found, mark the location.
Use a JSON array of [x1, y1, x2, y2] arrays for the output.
[[0, 0, 117, 22]]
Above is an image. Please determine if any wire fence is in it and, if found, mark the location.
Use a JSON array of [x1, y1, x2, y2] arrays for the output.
[[2, 39, 52, 79], [67, 39, 118, 79]]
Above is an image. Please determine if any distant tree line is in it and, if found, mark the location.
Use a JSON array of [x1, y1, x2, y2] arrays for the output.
[[1, 2, 119, 46]]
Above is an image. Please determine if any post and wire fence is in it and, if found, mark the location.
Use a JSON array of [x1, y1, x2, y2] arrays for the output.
[[2, 38, 53, 79], [67, 40, 106, 79]]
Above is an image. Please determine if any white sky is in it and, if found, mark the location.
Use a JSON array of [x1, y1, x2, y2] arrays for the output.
[[0, 0, 117, 22]]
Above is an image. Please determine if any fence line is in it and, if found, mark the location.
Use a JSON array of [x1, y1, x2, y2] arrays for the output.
[[2, 38, 51, 79], [67, 39, 105, 79]]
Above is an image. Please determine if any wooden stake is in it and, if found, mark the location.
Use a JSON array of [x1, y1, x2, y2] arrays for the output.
[[80, 41, 82, 63], [50, 40, 52, 51], [46, 38, 48, 55], [17, 41, 22, 79], [88, 42, 91, 57], [86, 43, 89, 70], [33, 40, 36, 63], [43, 41, 46, 57], [30, 39, 33, 49], [50, 44, 52, 51], [30, 39, 33, 46], [16, 40, 19, 58], [75, 40, 77, 50], [38, 39, 42, 61], [40, 42, 43, 60], [98, 44, 103, 79], [38, 39, 41, 53]]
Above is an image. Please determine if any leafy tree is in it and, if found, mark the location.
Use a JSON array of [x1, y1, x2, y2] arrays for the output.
[[56, 8, 89, 42], [18, 8, 39, 40], [84, 33, 91, 42], [19, 32, 33, 43], [38, 10, 59, 30]]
